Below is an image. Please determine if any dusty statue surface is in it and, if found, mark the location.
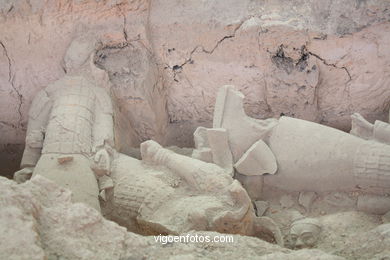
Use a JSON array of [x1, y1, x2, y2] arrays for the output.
[[1, 0, 390, 153], [2, 175, 352, 260], [194, 85, 390, 215], [10, 70, 390, 259], [203, 86, 390, 197], [1, 1, 390, 259], [13, 47, 284, 245]]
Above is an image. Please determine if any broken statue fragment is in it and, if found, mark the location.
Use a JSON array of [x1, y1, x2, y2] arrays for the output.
[[204, 85, 390, 200]]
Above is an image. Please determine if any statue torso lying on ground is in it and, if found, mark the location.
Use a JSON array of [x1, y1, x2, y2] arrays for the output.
[[105, 141, 259, 237], [193, 85, 390, 218]]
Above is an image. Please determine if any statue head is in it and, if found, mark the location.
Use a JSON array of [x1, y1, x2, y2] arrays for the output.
[[289, 218, 322, 248], [64, 35, 97, 73]]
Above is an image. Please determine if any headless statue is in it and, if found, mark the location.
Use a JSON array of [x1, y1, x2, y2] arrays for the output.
[[14, 84, 281, 242], [102, 140, 282, 243], [193, 86, 390, 200], [14, 43, 282, 244], [14, 73, 114, 211]]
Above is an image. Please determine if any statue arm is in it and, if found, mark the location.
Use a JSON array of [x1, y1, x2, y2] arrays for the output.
[[92, 88, 115, 151], [141, 140, 232, 192], [91, 88, 115, 193], [15, 89, 51, 183], [20, 89, 51, 168]]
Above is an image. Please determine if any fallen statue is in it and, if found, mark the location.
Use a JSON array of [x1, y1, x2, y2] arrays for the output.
[[13, 48, 282, 245], [194, 86, 390, 200], [13, 36, 389, 247]]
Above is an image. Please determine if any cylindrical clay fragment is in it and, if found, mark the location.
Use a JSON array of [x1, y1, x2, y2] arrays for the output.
[[357, 194, 390, 215]]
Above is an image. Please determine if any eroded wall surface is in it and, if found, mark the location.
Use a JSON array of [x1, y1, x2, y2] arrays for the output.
[[1, 0, 390, 174], [150, 0, 390, 145]]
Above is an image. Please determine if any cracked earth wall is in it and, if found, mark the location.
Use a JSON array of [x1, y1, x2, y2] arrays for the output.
[[152, 0, 390, 145], [1, 0, 390, 175]]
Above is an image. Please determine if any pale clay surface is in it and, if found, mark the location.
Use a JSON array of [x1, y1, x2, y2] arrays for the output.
[[2, 175, 389, 259], [210, 85, 390, 199], [10, 76, 390, 258], [13, 61, 284, 245], [2, 1, 390, 259], [1, 0, 390, 150], [1, 175, 350, 260], [15, 54, 282, 243]]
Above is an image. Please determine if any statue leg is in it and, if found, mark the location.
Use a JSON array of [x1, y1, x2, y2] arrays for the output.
[[140, 140, 232, 192], [32, 154, 100, 211], [140, 141, 261, 230]]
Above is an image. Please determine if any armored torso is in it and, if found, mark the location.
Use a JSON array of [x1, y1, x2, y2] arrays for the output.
[[42, 83, 96, 155]]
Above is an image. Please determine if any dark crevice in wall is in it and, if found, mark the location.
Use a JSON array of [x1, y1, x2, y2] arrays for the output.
[[0, 40, 23, 127], [0, 144, 24, 179]]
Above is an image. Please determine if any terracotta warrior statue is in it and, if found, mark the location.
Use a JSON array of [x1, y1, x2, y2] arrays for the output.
[[193, 85, 390, 200], [102, 140, 282, 244], [13, 72, 114, 212], [13, 79, 280, 242], [14, 40, 282, 244]]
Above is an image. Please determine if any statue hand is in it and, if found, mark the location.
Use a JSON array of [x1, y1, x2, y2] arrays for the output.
[[14, 167, 34, 184], [97, 175, 114, 201], [91, 149, 111, 177]]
